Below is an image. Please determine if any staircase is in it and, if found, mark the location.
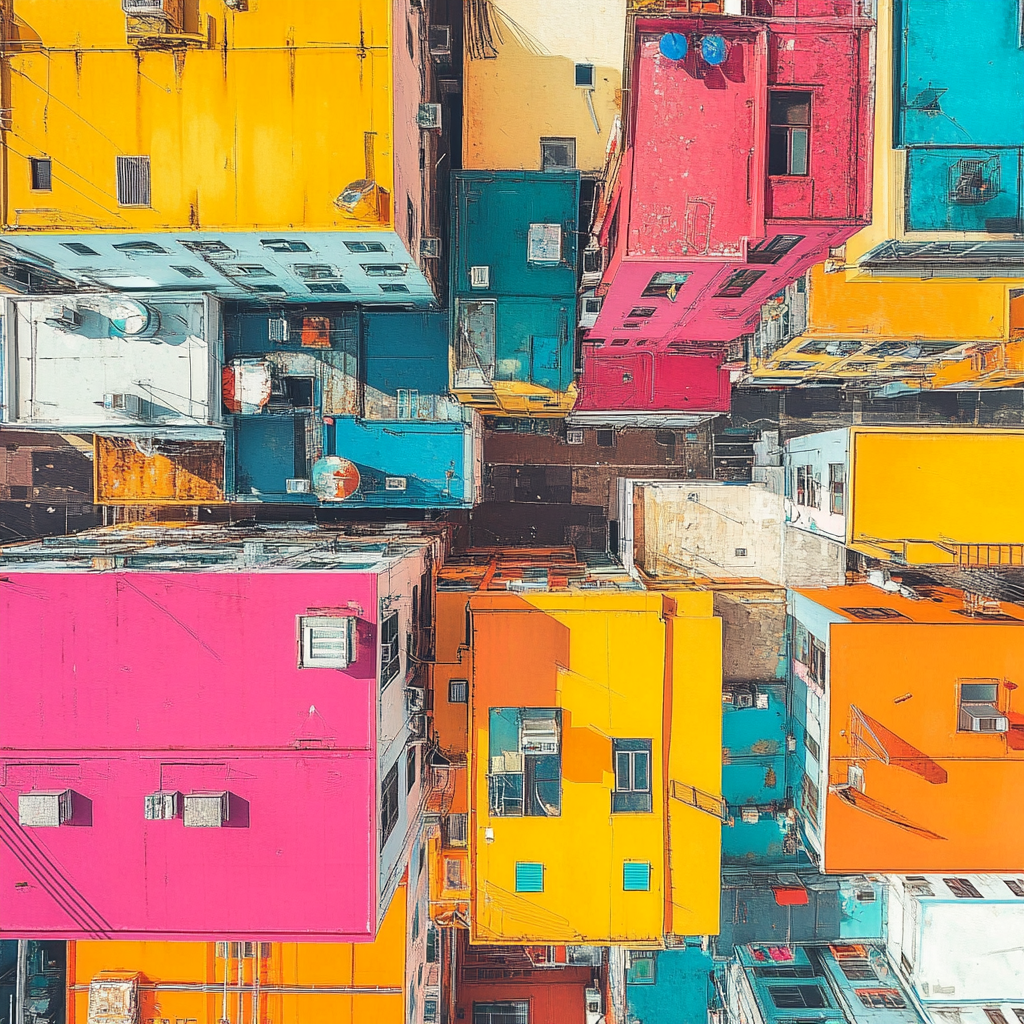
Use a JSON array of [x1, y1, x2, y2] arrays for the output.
[[669, 781, 729, 820]]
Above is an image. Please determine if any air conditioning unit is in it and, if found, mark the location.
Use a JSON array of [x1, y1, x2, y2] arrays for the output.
[[18, 790, 73, 827], [736, 691, 754, 709], [470, 265, 490, 289], [46, 306, 81, 330], [224, 0, 249, 9], [521, 716, 559, 754], [406, 686, 426, 713], [566, 429, 584, 445], [420, 237, 441, 258], [286, 478, 311, 494], [182, 792, 229, 828], [144, 790, 180, 820], [103, 393, 144, 419], [959, 704, 1009, 732], [847, 764, 865, 792], [410, 713, 427, 740], [428, 25, 451, 55], [385, 476, 408, 491], [381, 639, 399, 665], [417, 103, 442, 130], [579, 293, 603, 329], [268, 317, 289, 343], [581, 245, 605, 286]]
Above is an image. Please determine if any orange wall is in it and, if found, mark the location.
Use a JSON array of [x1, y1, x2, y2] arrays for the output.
[[825, 621, 1024, 873]]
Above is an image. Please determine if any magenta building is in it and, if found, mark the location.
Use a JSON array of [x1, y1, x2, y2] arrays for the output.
[[0, 525, 441, 941], [580, 0, 874, 415]]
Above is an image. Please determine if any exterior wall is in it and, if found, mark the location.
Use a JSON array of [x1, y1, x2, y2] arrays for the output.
[[785, 428, 850, 544], [468, 589, 721, 944], [0, 569, 397, 939], [2, 1, 396, 234], [635, 480, 845, 588], [462, 0, 626, 174], [94, 436, 226, 505], [450, 171, 580, 416], [847, 428, 1024, 563], [626, 946, 715, 1024], [68, 881, 411, 1024], [793, 585, 1024, 874], [456, 971, 593, 1024], [885, 875, 1024, 1005]]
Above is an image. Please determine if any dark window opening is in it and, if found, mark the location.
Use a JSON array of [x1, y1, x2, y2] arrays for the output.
[[642, 271, 690, 301], [381, 760, 400, 849], [30, 157, 52, 191], [769, 986, 828, 1009], [769, 92, 811, 176], [541, 137, 576, 171], [748, 234, 804, 264], [715, 269, 765, 298], [613, 739, 653, 813]]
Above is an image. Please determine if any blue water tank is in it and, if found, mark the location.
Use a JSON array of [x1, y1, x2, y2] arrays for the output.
[[659, 32, 688, 60], [701, 34, 728, 65]]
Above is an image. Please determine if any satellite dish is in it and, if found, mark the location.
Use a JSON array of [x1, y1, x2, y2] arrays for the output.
[[659, 33, 688, 61], [312, 456, 361, 502], [701, 35, 728, 65]]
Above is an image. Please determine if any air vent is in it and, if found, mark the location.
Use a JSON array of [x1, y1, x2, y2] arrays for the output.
[[268, 317, 289, 343], [566, 429, 584, 445], [470, 265, 490, 289]]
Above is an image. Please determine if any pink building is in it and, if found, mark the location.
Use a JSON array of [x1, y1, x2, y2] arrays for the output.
[[0, 525, 443, 941], [580, 0, 874, 413]]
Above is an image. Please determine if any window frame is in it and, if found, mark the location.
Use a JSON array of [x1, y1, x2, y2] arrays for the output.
[[473, 1001, 530, 1024], [747, 233, 804, 265], [448, 678, 469, 703], [406, 747, 417, 794], [30, 157, 52, 192], [828, 462, 845, 515], [380, 760, 401, 850], [298, 615, 356, 670], [715, 268, 766, 299], [768, 91, 812, 177], [768, 985, 830, 1010], [574, 62, 595, 88], [642, 271, 690, 301], [855, 989, 907, 1010], [612, 739, 653, 813], [540, 137, 577, 171], [943, 876, 983, 899], [116, 155, 152, 208], [380, 611, 401, 688]]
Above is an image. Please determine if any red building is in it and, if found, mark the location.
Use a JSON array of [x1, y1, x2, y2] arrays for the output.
[[578, 0, 875, 419]]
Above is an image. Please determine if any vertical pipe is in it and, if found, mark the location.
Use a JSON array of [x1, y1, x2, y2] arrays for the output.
[[14, 941, 26, 1024], [237, 951, 243, 1024], [222, 947, 229, 1024]]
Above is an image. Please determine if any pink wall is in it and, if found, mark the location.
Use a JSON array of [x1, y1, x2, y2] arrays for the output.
[[575, 346, 731, 413], [587, 10, 873, 351], [0, 572, 383, 940], [392, 0, 424, 254]]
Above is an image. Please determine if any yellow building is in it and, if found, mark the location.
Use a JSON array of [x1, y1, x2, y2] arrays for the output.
[[462, 0, 626, 174], [748, 264, 1024, 388], [786, 427, 1024, 567], [68, 876, 435, 1024], [428, 549, 722, 946], [0, 0, 450, 303]]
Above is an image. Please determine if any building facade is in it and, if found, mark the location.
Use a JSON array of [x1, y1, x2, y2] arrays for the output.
[[0, 524, 442, 940]]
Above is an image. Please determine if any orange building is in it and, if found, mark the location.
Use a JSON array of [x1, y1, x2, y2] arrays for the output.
[[790, 582, 1024, 875], [67, 873, 435, 1024]]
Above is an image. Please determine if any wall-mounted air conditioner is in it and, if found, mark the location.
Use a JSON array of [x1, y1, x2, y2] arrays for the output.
[[144, 790, 181, 820], [417, 103, 442, 130], [286, 478, 311, 494], [959, 704, 1009, 732], [104, 393, 144, 419], [385, 476, 408, 491], [521, 716, 559, 754], [183, 792, 229, 828], [420, 237, 441, 258], [470, 265, 490, 289], [19, 790, 73, 827], [268, 317, 289, 343]]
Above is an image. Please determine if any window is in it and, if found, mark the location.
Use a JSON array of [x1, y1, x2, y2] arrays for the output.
[[515, 862, 544, 893], [293, 264, 340, 280], [489, 708, 562, 817], [308, 283, 351, 294], [231, 264, 272, 277], [574, 62, 595, 87], [828, 463, 845, 515], [1005, 879, 1024, 897], [114, 241, 167, 255], [30, 157, 52, 191], [380, 283, 410, 293], [381, 760, 400, 849], [715, 269, 766, 298], [362, 263, 407, 277], [801, 775, 819, 826], [407, 194, 416, 240], [444, 856, 465, 888], [986, 1011, 1010, 1024], [944, 877, 983, 899], [527, 223, 562, 264], [381, 612, 401, 687], [958, 681, 1007, 733], [449, 679, 469, 703], [769, 91, 811, 176], [795, 465, 821, 508], [769, 986, 829, 1009], [596, 428, 616, 448], [642, 271, 690, 301], [856, 990, 906, 1010], [474, 1001, 529, 1024], [541, 137, 576, 171], [344, 240, 387, 253], [748, 234, 804, 264], [261, 238, 311, 253], [623, 861, 651, 891], [805, 732, 820, 761], [628, 306, 657, 318], [116, 155, 152, 206], [171, 265, 205, 278], [842, 607, 908, 621], [406, 747, 417, 793], [299, 616, 355, 669], [613, 739, 652, 813], [62, 242, 99, 256]]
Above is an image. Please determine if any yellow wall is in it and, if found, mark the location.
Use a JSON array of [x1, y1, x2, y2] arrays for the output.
[[69, 883, 409, 1024], [849, 428, 1024, 562], [468, 590, 720, 945], [462, 0, 625, 173], [454, 380, 579, 418], [3, 0, 395, 232]]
